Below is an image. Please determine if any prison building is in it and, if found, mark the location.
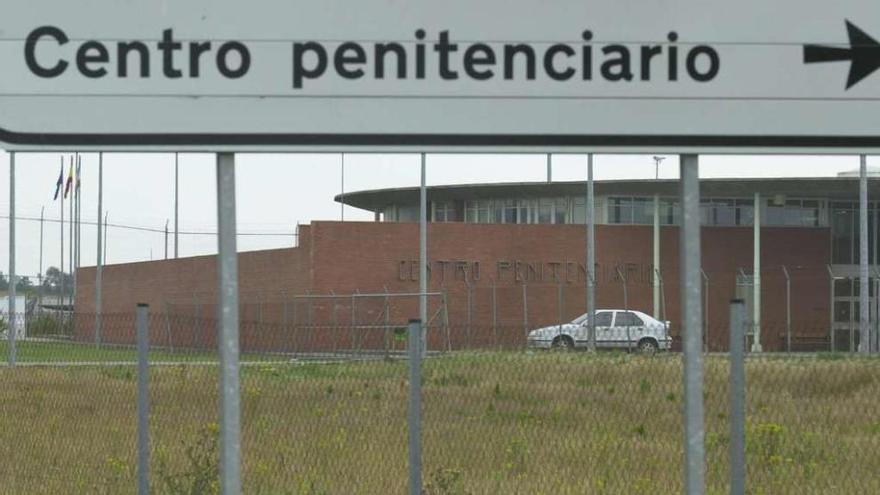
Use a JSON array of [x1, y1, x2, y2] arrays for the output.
[[74, 174, 880, 352]]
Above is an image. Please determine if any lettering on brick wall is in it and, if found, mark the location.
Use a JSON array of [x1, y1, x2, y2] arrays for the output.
[[397, 259, 654, 285]]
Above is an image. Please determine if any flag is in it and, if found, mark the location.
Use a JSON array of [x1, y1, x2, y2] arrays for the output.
[[64, 157, 73, 198], [52, 163, 63, 200], [75, 155, 81, 194]]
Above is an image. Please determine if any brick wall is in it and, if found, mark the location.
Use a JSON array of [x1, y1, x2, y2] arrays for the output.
[[74, 220, 831, 351]]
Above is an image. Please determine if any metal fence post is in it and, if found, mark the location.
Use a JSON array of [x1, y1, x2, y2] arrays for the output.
[[258, 291, 264, 327], [850, 277, 855, 353], [729, 300, 746, 495], [327, 290, 340, 352], [96, 153, 103, 348], [586, 153, 596, 352], [193, 293, 203, 350], [384, 289, 391, 358], [701, 269, 709, 353], [420, 154, 428, 358], [680, 155, 705, 495], [407, 319, 423, 495], [616, 266, 631, 352], [492, 279, 498, 349], [657, 268, 668, 322], [282, 290, 291, 354], [781, 266, 791, 353], [442, 291, 451, 352], [352, 291, 359, 352], [860, 155, 870, 354], [8, 151, 16, 367], [827, 265, 835, 353], [216, 152, 241, 495], [136, 303, 150, 495], [557, 281, 564, 335], [522, 282, 529, 338], [163, 302, 174, 353], [467, 283, 473, 348]]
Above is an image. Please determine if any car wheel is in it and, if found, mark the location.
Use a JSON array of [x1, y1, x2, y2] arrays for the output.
[[551, 336, 575, 351], [637, 338, 659, 355]]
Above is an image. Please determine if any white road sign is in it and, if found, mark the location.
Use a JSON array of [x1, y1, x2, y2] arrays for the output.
[[1, 0, 879, 151]]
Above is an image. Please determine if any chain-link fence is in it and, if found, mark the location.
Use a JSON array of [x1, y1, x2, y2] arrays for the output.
[[2, 302, 880, 493]]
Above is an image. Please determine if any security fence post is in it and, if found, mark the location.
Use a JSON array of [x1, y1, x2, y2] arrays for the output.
[[384, 288, 391, 358], [442, 291, 451, 352], [466, 283, 473, 348], [680, 155, 705, 495], [616, 266, 631, 352], [8, 151, 16, 367], [850, 277, 855, 353], [291, 294, 299, 355], [557, 281, 564, 336], [657, 267, 668, 322], [351, 293, 357, 352], [827, 265, 835, 353], [328, 290, 341, 353], [407, 319, 423, 495], [492, 279, 499, 349], [163, 301, 173, 353], [136, 303, 150, 495], [306, 291, 314, 354], [216, 152, 242, 495], [282, 290, 290, 353], [701, 269, 709, 352], [730, 300, 746, 495], [781, 266, 791, 353], [258, 290, 264, 327], [192, 292, 202, 350], [522, 282, 529, 339]]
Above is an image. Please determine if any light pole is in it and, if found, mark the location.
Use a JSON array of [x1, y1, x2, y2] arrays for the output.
[[652, 156, 666, 319], [653, 156, 666, 179]]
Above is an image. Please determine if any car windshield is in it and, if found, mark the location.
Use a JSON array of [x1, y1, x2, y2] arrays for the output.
[[571, 314, 589, 325]]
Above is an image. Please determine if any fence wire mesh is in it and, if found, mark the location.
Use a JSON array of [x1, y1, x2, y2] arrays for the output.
[[1, 301, 880, 493]]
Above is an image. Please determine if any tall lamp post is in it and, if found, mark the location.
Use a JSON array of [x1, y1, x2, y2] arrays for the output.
[[653, 156, 666, 180], [652, 156, 666, 320]]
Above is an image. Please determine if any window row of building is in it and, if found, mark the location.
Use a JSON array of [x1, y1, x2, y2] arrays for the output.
[[386, 196, 830, 227], [385, 197, 880, 265]]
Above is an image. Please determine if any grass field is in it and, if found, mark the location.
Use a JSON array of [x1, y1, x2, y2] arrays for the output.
[[0, 352, 878, 494], [0, 340, 284, 364]]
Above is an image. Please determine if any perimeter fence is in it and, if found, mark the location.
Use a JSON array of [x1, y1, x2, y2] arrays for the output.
[[1, 292, 880, 493]]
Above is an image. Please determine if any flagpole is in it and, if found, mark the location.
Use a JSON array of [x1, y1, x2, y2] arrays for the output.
[[69, 154, 74, 310], [59, 155, 65, 310], [174, 152, 179, 258], [104, 211, 109, 265], [96, 152, 103, 347], [76, 154, 81, 274], [74, 154, 79, 289], [39, 206, 44, 309]]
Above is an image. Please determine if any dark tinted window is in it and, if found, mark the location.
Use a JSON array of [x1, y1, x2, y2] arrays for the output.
[[614, 312, 643, 327], [595, 312, 613, 327]]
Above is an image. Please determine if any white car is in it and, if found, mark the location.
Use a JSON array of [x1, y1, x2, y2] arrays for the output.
[[527, 310, 672, 353]]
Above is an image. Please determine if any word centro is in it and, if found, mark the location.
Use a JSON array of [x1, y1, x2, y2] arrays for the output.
[[23, 26, 720, 86]]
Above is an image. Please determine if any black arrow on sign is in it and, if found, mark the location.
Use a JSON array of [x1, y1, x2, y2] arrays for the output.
[[804, 20, 880, 89]]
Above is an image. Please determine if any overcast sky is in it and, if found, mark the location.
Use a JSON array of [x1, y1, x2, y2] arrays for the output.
[[0, 151, 874, 280]]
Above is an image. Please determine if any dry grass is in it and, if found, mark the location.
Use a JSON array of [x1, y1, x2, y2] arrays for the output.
[[0, 353, 878, 494]]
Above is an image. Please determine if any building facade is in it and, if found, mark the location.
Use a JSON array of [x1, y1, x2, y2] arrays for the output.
[[75, 176, 880, 352]]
